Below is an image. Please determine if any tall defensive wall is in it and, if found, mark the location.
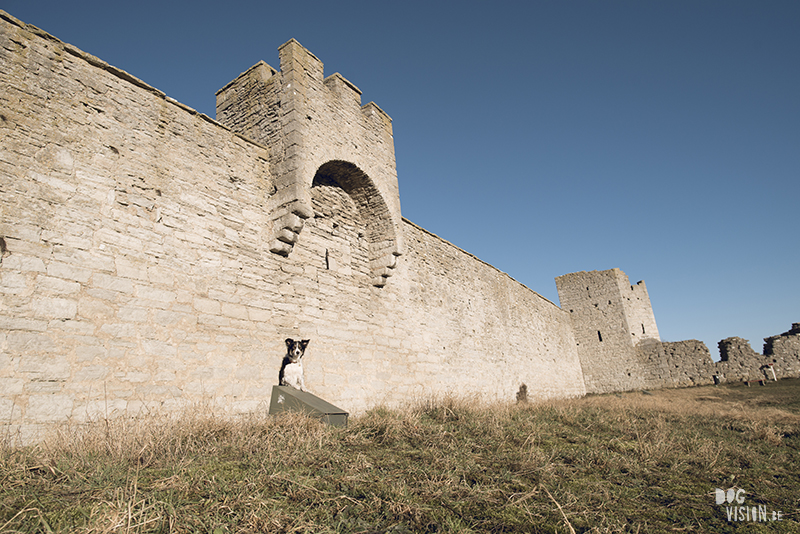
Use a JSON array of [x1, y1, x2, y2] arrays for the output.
[[4, 11, 796, 444], [0, 11, 586, 443]]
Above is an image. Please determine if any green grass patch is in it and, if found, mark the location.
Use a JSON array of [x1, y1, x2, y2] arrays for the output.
[[1, 379, 799, 533]]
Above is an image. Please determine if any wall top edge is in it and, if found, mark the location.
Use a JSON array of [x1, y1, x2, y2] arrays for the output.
[[401, 218, 561, 310], [324, 72, 362, 95], [216, 60, 278, 96], [278, 38, 322, 63], [555, 268, 627, 281], [0, 10, 269, 154]]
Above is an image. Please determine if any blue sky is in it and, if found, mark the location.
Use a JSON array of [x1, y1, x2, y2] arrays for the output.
[[5, 1, 798, 358]]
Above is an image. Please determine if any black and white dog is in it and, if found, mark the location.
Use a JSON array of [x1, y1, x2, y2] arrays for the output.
[[279, 338, 309, 391]]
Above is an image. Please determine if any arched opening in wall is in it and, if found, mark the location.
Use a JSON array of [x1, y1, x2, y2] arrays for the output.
[[310, 160, 399, 286], [308, 171, 370, 281]]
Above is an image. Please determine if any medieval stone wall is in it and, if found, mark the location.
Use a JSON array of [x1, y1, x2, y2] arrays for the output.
[[555, 267, 800, 393], [216, 40, 403, 286], [1, 10, 795, 446], [635, 331, 800, 390], [764, 324, 800, 372], [0, 11, 586, 444], [555, 269, 658, 394]]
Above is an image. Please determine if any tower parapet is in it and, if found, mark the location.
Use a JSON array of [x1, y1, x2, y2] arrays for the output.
[[216, 39, 403, 286]]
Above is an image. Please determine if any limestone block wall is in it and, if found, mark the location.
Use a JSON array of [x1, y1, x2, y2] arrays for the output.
[[618, 278, 660, 343], [0, 11, 586, 444], [764, 324, 800, 375], [0, 11, 279, 442], [387, 221, 585, 404], [555, 269, 653, 393], [637, 340, 716, 389], [635, 329, 800, 390], [716, 333, 800, 382]]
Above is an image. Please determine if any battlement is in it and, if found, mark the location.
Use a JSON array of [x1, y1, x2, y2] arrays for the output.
[[216, 39, 402, 286]]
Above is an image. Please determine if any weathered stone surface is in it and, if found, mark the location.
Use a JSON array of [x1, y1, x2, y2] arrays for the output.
[[556, 268, 660, 394], [556, 268, 800, 392], [2, 10, 797, 445], [0, 11, 587, 442]]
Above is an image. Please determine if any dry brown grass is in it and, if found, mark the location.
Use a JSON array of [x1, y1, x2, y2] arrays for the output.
[[1, 380, 798, 533]]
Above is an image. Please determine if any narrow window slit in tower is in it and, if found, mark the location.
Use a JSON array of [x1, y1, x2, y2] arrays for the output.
[[597, 331, 603, 342], [642, 324, 646, 334]]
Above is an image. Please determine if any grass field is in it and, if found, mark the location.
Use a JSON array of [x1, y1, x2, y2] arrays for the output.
[[1, 379, 799, 533]]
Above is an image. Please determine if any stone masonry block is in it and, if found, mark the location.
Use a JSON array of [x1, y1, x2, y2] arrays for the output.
[[277, 212, 305, 233], [134, 285, 176, 304], [31, 296, 77, 319], [0, 378, 24, 396], [78, 296, 116, 321], [7, 332, 57, 353], [38, 276, 81, 295], [193, 297, 221, 315], [46, 261, 93, 284], [221, 302, 249, 320], [276, 228, 299, 245], [0, 271, 29, 295], [0, 316, 48, 332], [19, 354, 71, 380], [92, 273, 135, 294], [1, 254, 46, 272], [115, 257, 148, 281]]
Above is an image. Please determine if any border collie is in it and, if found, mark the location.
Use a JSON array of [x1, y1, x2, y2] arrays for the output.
[[279, 338, 309, 391]]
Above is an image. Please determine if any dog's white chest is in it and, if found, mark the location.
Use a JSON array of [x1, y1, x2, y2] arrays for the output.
[[282, 361, 304, 389]]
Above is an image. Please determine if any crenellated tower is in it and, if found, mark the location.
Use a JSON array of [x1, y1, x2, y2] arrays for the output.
[[215, 39, 403, 287]]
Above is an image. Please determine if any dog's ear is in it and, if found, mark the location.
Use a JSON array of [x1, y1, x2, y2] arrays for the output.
[[285, 338, 294, 348], [300, 339, 310, 349]]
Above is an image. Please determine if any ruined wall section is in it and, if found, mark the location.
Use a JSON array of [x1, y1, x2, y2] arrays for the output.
[[715, 337, 774, 382], [764, 324, 800, 376], [715, 334, 800, 382], [636, 340, 716, 389], [0, 12, 586, 443], [555, 269, 648, 393], [636, 329, 800, 390], [617, 278, 660, 344]]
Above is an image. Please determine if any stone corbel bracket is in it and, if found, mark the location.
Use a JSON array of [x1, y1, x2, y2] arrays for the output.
[[267, 185, 314, 257], [370, 242, 401, 287]]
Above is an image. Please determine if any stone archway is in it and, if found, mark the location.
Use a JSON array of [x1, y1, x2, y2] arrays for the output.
[[311, 160, 401, 287]]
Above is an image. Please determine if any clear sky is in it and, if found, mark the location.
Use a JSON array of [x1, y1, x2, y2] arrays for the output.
[[5, 1, 798, 358]]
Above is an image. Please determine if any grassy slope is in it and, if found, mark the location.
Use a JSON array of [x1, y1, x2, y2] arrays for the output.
[[1, 379, 799, 533]]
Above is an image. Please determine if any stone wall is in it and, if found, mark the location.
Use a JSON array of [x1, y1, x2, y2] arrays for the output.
[[216, 40, 403, 287], [764, 323, 800, 376], [0, 11, 586, 444], [635, 331, 800, 390], [637, 340, 716, 389], [1, 10, 794, 445], [555, 269, 660, 394], [553, 268, 800, 393]]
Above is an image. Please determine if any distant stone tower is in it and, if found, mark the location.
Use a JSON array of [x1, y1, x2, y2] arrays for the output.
[[215, 39, 403, 287], [556, 268, 660, 393]]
